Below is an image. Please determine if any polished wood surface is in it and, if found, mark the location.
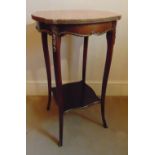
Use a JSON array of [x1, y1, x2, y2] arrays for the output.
[[52, 81, 99, 111], [41, 33, 52, 111], [32, 10, 121, 24], [32, 10, 121, 146], [82, 37, 88, 83], [100, 27, 116, 128], [51, 33, 64, 146], [36, 21, 116, 37]]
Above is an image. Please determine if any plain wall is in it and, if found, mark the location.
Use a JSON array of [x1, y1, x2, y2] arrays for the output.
[[26, 0, 128, 96]]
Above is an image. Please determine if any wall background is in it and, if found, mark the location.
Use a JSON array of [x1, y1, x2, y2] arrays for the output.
[[26, 0, 128, 96]]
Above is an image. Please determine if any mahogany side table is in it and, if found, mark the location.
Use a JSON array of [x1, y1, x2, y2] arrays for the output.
[[31, 10, 121, 146]]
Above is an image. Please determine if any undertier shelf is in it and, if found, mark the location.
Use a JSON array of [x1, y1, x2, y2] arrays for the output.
[[52, 81, 100, 111]]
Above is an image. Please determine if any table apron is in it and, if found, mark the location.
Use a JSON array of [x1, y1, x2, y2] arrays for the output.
[[36, 21, 116, 37]]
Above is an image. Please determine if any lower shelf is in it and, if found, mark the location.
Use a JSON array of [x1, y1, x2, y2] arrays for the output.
[[52, 81, 100, 111]]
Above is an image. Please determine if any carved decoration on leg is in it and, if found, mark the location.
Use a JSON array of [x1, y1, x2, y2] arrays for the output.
[[41, 32, 52, 111], [101, 27, 116, 128], [52, 29, 64, 146]]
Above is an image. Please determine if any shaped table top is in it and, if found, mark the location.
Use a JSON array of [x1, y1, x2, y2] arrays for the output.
[[32, 10, 121, 25]]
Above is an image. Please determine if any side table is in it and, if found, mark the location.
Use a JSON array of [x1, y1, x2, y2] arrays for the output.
[[31, 10, 121, 146]]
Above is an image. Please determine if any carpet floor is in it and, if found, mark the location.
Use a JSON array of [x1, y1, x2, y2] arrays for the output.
[[26, 96, 128, 155]]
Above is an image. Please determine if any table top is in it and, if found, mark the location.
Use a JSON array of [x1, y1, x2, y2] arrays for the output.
[[32, 10, 121, 25]]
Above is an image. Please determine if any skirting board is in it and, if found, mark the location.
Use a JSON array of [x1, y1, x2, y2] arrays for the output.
[[26, 80, 128, 96]]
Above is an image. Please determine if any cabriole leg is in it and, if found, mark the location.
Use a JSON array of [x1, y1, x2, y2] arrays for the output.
[[101, 28, 116, 128], [52, 32, 64, 146], [41, 32, 52, 111]]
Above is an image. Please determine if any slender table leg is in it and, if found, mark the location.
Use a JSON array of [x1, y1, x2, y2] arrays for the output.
[[52, 32, 64, 146], [101, 28, 116, 128], [82, 37, 89, 83], [41, 32, 52, 111]]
